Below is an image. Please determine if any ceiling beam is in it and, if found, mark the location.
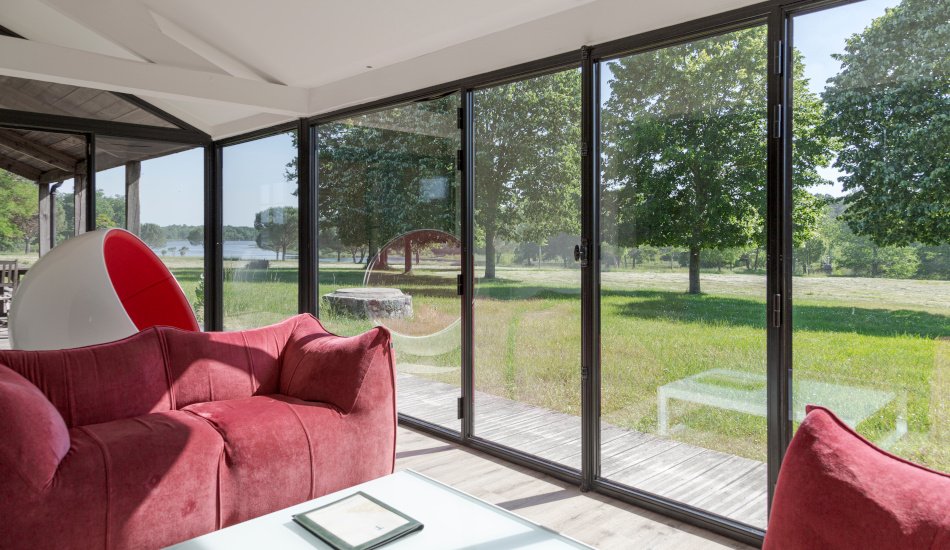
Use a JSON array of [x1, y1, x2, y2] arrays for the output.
[[0, 129, 79, 171], [0, 153, 42, 180], [0, 35, 308, 116], [0, 108, 209, 144]]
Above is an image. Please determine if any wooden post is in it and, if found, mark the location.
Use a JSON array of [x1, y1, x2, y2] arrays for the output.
[[74, 162, 87, 235], [38, 182, 51, 257], [125, 161, 141, 235]]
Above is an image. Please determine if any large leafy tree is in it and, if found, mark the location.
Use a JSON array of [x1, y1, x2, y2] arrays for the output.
[[474, 70, 581, 279], [0, 169, 38, 254], [254, 206, 298, 260], [823, 0, 949, 247], [317, 97, 459, 265], [602, 26, 832, 293]]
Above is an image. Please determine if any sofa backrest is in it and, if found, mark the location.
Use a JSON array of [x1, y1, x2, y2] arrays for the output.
[[0, 315, 306, 427]]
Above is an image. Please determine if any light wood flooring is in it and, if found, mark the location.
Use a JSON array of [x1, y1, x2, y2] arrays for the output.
[[396, 424, 756, 549]]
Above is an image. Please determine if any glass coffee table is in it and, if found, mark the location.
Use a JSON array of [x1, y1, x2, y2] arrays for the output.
[[168, 470, 592, 549]]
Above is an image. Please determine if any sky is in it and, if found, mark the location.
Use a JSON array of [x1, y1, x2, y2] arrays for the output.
[[96, 0, 896, 226]]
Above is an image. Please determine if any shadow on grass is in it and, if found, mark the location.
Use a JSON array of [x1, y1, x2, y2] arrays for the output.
[[612, 290, 948, 339]]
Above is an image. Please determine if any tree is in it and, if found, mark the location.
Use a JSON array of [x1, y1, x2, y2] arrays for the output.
[[187, 227, 204, 246], [94, 189, 125, 229], [602, 26, 833, 293], [0, 169, 38, 254], [474, 70, 581, 278], [140, 223, 166, 248], [823, 0, 949, 248], [317, 96, 459, 267], [254, 206, 298, 260]]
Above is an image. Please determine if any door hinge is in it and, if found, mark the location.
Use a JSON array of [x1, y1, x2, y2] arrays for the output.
[[581, 366, 590, 381], [772, 293, 782, 327], [457, 107, 464, 130], [580, 142, 590, 158], [456, 273, 464, 296], [774, 40, 784, 75], [457, 397, 464, 419], [456, 149, 464, 171], [772, 104, 783, 139]]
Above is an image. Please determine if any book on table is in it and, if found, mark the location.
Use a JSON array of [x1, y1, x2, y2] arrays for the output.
[[292, 491, 423, 550]]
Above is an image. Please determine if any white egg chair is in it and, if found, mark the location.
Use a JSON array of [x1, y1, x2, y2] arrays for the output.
[[9, 228, 200, 351]]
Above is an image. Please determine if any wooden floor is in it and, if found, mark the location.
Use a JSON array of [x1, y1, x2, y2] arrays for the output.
[[398, 373, 768, 529], [0, 326, 8, 350], [396, 424, 755, 549]]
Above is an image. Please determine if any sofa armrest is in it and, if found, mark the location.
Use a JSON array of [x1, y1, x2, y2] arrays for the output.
[[279, 323, 393, 414], [0, 364, 70, 491]]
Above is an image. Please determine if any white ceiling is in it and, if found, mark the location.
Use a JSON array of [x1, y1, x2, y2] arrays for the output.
[[0, 0, 758, 139]]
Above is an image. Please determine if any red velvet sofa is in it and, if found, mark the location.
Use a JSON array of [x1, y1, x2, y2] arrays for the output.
[[764, 406, 950, 549], [0, 314, 396, 550]]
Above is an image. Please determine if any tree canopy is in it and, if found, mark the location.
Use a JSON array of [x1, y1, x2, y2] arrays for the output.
[[0, 169, 38, 254], [317, 96, 459, 265], [602, 26, 833, 293], [823, 0, 949, 247], [474, 69, 581, 278]]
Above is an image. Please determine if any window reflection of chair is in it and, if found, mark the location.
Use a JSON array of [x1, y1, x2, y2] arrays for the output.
[[0, 261, 19, 326], [657, 368, 907, 448], [390, 319, 461, 374]]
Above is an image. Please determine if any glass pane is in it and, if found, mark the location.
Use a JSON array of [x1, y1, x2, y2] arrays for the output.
[[600, 26, 769, 527], [473, 69, 582, 468], [792, 0, 949, 472], [137, 148, 205, 325], [317, 95, 462, 431], [222, 132, 299, 330]]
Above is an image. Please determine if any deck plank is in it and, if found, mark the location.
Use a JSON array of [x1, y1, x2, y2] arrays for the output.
[[398, 373, 768, 529]]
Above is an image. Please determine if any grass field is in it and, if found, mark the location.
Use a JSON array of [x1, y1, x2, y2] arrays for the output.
[[160, 257, 948, 471]]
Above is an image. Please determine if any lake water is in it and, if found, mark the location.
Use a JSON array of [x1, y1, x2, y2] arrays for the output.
[[151, 240, 343, 262], [151, 240, 288, 260]]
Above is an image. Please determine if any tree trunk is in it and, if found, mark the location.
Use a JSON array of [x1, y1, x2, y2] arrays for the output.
[[484, 229, 497, 279], [688, 245, 701, 294], [404, 239, 412, 273], [752, 247, 761, 271]]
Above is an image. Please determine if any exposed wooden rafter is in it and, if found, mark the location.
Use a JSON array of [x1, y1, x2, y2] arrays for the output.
[[0, 153, 43, 180], [0, 129, 78, 171]]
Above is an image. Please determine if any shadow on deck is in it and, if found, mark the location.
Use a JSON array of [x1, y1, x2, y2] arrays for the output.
[[397, 372, 768, 529]]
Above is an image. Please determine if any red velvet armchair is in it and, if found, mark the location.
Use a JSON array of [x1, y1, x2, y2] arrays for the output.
[[0, 314, 396, 550]]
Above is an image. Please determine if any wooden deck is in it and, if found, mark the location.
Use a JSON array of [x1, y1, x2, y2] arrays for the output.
[[0, 326, 9, 350], [398, 373, 768, 529]]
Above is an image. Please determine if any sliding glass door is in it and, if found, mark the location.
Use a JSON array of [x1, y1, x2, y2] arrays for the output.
[[472, 68, 584, 468], [316, 95, 462, 431], [599, 25, 770, 527]]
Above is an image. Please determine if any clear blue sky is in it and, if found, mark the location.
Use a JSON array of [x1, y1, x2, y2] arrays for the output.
[[98, 1, 895, 225]]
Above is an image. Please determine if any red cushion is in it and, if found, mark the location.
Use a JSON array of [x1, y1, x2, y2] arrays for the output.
[[280, 320, 392, 414], [0, 364, 70, 491], [764, 405, 950, 550]]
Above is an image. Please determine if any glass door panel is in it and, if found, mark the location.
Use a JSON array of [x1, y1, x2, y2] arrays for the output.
[[472, 68, 583, 468], [792, 0, 949, 472], [599, 26, 769, 527], [316, 95, 462, 432]]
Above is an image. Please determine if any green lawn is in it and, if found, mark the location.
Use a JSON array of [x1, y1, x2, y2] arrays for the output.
[[168, 259, 949, 472]]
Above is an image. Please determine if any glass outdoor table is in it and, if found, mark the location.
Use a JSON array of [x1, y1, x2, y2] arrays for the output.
[[167, 470, 592, 549], [657, 368, 908, 448]]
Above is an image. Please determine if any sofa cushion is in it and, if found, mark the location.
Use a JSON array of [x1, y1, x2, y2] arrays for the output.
[[77, 410, 224, 549], [0, 364, 70, 491], [183, 396, 314, 527], [0, 329, 172, 427], [763, 405, 950, 550], [280, 322, 391, 413]]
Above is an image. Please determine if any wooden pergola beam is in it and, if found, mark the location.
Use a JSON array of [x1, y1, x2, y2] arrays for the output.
[[0, 153, 42, 180], [0, 129, 78, 171]]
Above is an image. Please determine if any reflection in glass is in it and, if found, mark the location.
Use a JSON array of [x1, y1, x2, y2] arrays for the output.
[[599, 26, 772, 527], [317, 96, 462, 431], [792, 0, 948, 471], [472, 69, 582, 468], [222, 131, 299, 330]]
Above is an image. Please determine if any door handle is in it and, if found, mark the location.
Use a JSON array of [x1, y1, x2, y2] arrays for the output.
[[574, 244, 581, 262]]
